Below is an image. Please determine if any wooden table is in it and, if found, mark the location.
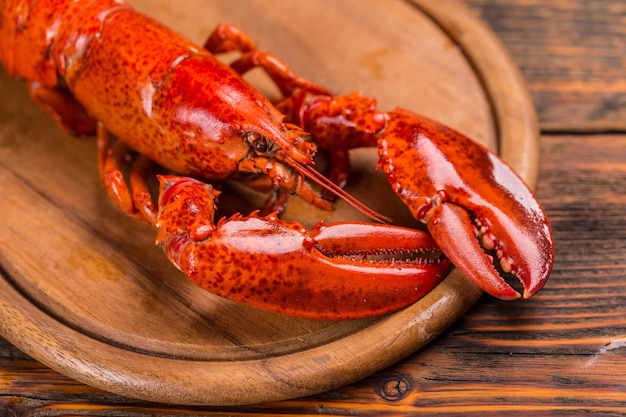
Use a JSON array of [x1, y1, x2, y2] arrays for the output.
[[1, 0, 625, 415]]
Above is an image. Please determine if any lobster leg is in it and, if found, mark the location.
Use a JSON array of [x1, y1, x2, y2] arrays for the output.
[[204, 24, 332, 98], [26, 81, 97, 136], [129, 155, 159, 226], [155, 175, 451, 320], [96, 123, 157, 225]]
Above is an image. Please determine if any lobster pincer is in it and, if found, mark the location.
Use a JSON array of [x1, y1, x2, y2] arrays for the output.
[[155, 176, 451, 320], [279, 92, 555, 301]]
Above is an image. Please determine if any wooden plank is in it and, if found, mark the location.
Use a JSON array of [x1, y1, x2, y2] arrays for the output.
[[466, 0, 626, 132]]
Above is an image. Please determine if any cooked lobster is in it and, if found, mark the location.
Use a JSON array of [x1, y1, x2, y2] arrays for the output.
[[0, 0, 554, 319]]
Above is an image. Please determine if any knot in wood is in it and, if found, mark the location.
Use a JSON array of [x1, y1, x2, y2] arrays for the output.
[[375, 373, 413, 401]]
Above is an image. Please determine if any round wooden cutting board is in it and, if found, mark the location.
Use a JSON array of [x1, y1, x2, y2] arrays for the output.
[[0, 0, 539, 406]]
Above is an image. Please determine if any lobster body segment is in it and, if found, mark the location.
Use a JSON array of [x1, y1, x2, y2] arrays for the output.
[[1, 0, 554, 320]]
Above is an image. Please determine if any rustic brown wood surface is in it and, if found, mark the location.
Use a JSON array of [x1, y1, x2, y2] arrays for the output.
[[0, 0, 624, 415]]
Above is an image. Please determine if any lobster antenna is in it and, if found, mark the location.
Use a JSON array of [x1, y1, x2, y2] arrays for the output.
[[294, 162, 392, 224]]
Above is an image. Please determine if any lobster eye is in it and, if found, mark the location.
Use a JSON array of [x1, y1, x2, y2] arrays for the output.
[[245, 132, 272, 154]]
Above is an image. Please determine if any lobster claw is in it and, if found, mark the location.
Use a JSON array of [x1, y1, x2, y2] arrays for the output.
[[378, 109, 554, 300], [277, 91, 554, 301], [426, 201, 544, 300], [155, 175, 451, 319]]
